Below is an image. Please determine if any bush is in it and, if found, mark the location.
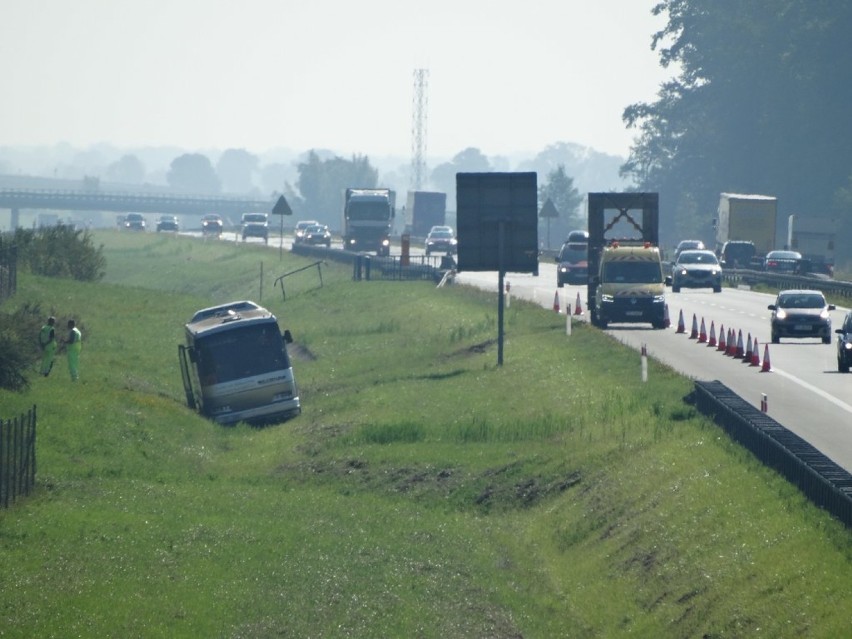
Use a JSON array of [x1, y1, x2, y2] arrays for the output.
[[11, 225, 106, 281], [0, 303, 45, 391]]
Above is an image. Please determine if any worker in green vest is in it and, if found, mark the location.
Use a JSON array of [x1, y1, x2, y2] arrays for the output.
[[65, 319, 82, 381], [38, 316, 57, 377]]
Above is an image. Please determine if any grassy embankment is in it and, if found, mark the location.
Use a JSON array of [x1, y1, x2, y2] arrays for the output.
[[1, 231, 850, 638]]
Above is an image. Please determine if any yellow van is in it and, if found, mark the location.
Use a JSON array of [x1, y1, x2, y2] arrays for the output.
[[592, 242, 669, 328]]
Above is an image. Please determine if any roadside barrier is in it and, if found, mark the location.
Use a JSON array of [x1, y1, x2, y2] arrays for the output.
[[692, 380, 851, 528]]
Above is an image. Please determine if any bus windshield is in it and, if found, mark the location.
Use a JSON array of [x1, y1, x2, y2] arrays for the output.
[[195, 324, 290, 385]]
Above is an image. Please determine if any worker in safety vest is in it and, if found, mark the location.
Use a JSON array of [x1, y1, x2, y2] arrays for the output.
[[39, 316, 57, 377], [65, 319, 82, 381]]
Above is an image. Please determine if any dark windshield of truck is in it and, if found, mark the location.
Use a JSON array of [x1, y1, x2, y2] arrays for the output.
[[602, 261, 662, 283], [195, 324, 290, 385], [559, 244, 588, 263], [347, 202, 391, 221]]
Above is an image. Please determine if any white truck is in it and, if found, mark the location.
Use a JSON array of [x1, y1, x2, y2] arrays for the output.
[[715, 193, 777, 267], [786, 214, 836, 276]]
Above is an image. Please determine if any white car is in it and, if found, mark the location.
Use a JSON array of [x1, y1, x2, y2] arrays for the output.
[[293, 220, 319, 244]]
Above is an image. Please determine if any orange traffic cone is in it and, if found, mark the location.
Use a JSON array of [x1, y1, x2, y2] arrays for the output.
[[717, 324, 726, 351], [698, 318, 707, 343], [553, 291, 560, 313], [735, 329, 745, 358], [750, 337, 761, 366], [676, 309, 686, 334], [663, 304, 671, 328], [760, 344, 772, 372], [689, 313, 699, 339], [707, 321, 717, 347], [742, 332, 753, 362], [574, 292, 583, 315], [726, 328, 736, 355]]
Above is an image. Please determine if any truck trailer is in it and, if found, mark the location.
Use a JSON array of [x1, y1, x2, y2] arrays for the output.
[[343, 188, 395, 256], [405, 190, 447, 237], [715, 193, 777, 267], [786, 214, 836, 276]]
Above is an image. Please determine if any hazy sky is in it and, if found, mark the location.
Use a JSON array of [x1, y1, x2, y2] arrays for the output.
[[1, 0, 674, 160]]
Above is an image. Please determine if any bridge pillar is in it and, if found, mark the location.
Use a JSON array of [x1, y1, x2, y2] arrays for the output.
[[10, 208, 19, 230]]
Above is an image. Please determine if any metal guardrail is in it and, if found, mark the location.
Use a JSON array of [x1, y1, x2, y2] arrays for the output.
[[692, 381, 852, 528], [722, 268, 852, 298], [290, 243, 446, 282]]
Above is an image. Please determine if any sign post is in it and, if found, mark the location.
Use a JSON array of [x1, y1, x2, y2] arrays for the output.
[[271, 195, 293, 260], [456, 172, 538, 366]]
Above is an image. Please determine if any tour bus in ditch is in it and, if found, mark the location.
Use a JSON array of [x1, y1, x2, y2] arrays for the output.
[[178, 300, 301, 425]]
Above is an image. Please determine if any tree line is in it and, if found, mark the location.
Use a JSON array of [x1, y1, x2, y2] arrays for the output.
[[622, 0, 852, 251]]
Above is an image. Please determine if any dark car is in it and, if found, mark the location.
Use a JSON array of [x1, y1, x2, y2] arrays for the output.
[[835, 311, 852, 372], [425, 227, 457, 255], [768, 289, 835, 344], [764, 250, 802, 273], [554, 241, 589, 287], [674, 239, 705, 261], [302, 224, 332, 247], [156, 215, 179, 232], [566, 229, 589, 244], [671, 249, 722, 292], [719, 240, 756, 269], [241, 213, 269, 243], [201, 214, 224, 237], [123, 212, 146, 231]]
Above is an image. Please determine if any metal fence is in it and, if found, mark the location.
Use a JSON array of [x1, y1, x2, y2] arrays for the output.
[[692, 381, 852, 528], [0, 240, 17, 303], [1, 406, 37, 508]]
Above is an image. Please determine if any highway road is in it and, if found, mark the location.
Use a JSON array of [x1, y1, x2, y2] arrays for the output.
[[457, 261, 852, 473]]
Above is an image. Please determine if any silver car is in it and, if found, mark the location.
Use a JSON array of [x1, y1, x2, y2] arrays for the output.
[[671, 249, 722, 293]]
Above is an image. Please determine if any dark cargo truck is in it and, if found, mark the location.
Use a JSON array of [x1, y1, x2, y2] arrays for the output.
[[405, 191, 447, 237]]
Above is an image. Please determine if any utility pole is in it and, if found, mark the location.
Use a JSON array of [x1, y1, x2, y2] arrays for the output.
[[410, 69, 429, 191]]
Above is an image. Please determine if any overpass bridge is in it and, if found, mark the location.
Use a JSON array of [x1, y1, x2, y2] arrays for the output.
[[0, 188, 275, 228]]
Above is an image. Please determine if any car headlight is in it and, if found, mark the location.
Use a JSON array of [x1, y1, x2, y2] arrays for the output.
[[820, 309, 830, 319], [560, 267, 567, 273], [653, 294, 665, 302], [844, 342, 852, 350], [711, 269, 719, 275], [680, 269, 687, 275], [381, 239, 390, 246], [775, 309, 787, 319], [601, 294, 614, 303]]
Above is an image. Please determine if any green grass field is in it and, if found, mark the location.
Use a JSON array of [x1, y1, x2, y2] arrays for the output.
[[1, 231, 850, 638]]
